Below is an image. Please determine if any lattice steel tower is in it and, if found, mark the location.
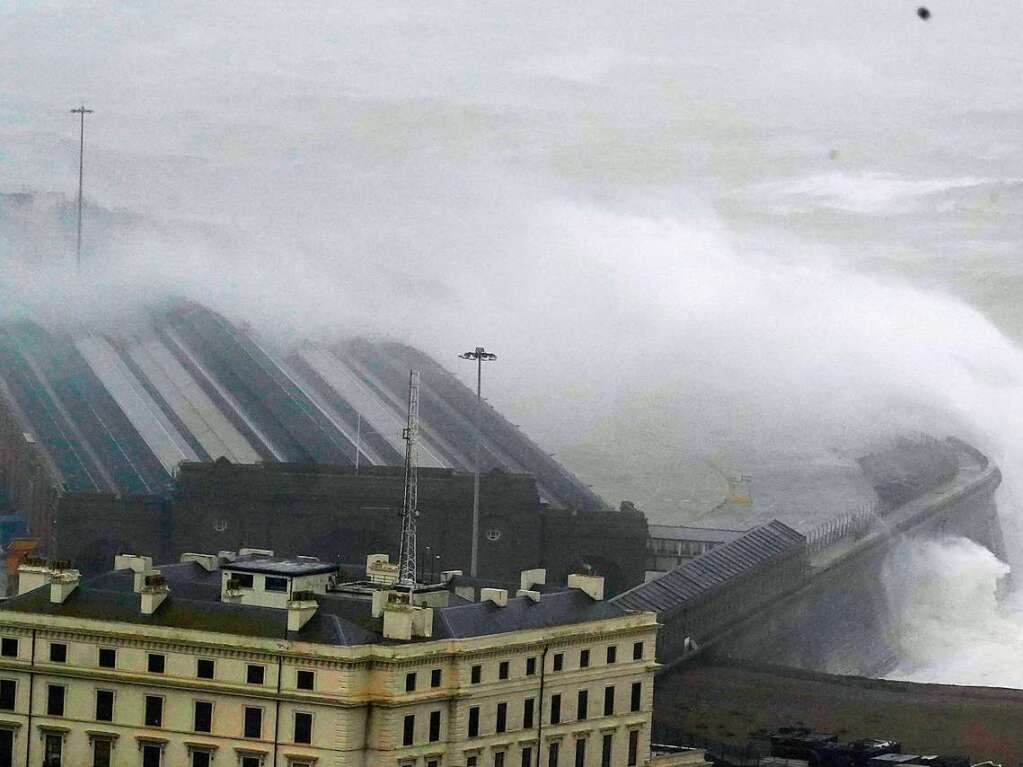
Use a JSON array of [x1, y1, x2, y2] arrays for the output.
[[398, 370, 421, 586]]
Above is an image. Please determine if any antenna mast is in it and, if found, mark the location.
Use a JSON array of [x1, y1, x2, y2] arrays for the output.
[[398, 370, 421, 586]]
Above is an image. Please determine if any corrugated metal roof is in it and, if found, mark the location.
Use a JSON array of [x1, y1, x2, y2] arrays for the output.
[[612, 520, 805, 614]]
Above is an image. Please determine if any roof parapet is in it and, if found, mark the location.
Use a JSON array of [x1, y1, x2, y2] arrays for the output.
[[568, 573, 605, 601]]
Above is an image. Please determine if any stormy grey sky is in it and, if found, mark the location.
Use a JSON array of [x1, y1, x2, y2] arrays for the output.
[[3, 2, 1023, 516]]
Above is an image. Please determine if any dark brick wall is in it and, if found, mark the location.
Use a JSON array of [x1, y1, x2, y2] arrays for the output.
[[45, 460, 649, 593], [541, 507, 649, 594]]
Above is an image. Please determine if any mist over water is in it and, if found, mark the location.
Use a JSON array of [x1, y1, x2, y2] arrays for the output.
[[4, 2, 1023, 686]]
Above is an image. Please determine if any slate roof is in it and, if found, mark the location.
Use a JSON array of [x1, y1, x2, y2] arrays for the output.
[[611, 520, 806, 614], [0, 561, 626, 646], [432, 590, 628, 639]]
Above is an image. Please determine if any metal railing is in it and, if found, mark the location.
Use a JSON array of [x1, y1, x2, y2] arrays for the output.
[[805, 499, 887, 555]]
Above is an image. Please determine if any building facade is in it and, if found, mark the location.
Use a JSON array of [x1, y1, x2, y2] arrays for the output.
[[0, 552, 660, 767]]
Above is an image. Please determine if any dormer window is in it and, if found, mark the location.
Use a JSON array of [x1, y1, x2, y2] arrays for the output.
[[265, 577, 288, 593]]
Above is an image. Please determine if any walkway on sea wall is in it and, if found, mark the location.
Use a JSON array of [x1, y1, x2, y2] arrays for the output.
[[641, 443, 1003, 674], [699, 447, 1001, 674]]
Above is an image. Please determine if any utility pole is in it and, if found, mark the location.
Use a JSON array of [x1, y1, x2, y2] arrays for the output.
[[458, 346, 497, 577], [70, 104, 94, 273]]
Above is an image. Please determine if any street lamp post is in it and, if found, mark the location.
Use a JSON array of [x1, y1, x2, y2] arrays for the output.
[[70, 104, 94, 274], [458, 346, 497, 578]]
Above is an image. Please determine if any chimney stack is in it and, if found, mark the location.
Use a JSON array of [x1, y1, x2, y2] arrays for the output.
[[180, 553, 219, 572], [16, 557, 52, 595], [287, 591, 318, 632], [481, 587, 508, 607], [568, 573, 605, 601], [139, 572, 169, 615], [520, 568, 546, 592], [49, 565, 80, 605]]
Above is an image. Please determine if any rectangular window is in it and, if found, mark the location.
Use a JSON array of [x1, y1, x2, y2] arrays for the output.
[[240, 757, 261, 767], [265, 576, 288, 592], [295, 711, 313, 744], [495, 752, 506, 767], [601, 734, 613, 767], [95, 689, 114, 722], [467, 758, 478, 767], [468, 705, 480, 738], [49, 643, 67, 663], [403, 713, 415, 746], [575, 739, 587, 767], [549, 742, 559, 767], [148, 653, 165, 673], [144, 695, 163, 727], [499, 660, 509, 680], [98, 647, 116, 668], [526, 657, 536, 676], [631, 681, 642, 712], [471, 664, 482, 684], [429, 710, 441, 742], [553, 653, 564, 672], [633, 641, 644, 661], [405, 671, 416, 692], [523, 698, 535, 729], [297, 669, 314, 690], [197, 658, 215, 679], [0, 679, 14, 710], [247, 664, 265, 685], [244, 706, 263, 738], [521, 748, 532, 767], [142, 743, 162, 767], [232, 573, 254, 588], [0, 638, 16, 658], [550, 694, 561, 724], [47, 684, 65, 716], [603, 685, 615, 716], [44, 734, 62, 767], [93, 738, 112, 767], [431, 668, 442, 687], [577, 689, 588, 720], [194, 700, 213, 733], [191, 751, 212, 767], [606, 646, 617, 665], [628, 729, 639, 766], [580, 649, 590, 668], [496, 701, 507, 733]]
